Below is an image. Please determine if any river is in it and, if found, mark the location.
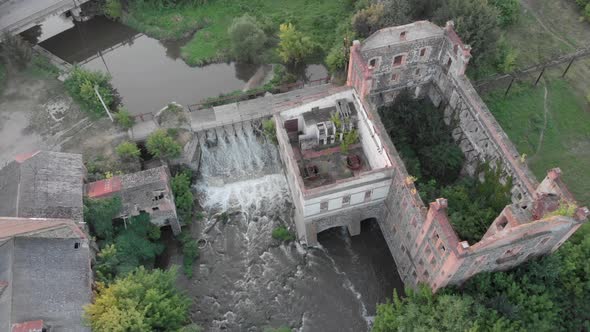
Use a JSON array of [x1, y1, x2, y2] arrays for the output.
[[35, 16, 328, 114], [166, 123, 404, 331]]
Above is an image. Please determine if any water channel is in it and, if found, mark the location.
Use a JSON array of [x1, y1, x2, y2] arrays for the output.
[[35, 15, 328, 114], [27, 14, 403, 332]]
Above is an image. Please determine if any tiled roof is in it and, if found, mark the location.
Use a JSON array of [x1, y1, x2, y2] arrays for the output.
[[0, 217, 86, 240]]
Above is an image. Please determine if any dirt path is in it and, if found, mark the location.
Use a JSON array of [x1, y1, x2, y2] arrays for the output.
[[521, 0, 577, 49], [535, 79, 550, 155]]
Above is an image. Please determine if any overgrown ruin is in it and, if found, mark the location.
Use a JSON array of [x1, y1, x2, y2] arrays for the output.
[[275, 20, 588, 291]]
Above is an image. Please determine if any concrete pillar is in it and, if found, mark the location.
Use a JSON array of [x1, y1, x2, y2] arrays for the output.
[[305, 222, 318, 246], [347, 219, 361, 237]]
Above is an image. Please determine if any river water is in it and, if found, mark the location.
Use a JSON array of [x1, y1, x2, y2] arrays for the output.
[[36, 16, 327, 114], [184, 124, 404, 331]]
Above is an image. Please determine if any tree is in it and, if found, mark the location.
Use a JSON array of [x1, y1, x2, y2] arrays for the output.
[[95, 244, 119, 283], [146, 129, 182, 159], [84, 196, 122, 242], [0, 33, 32, 72], [373, 285, 515, 331], [228, 15, 267, 63], [84, 266, 190, 331], [434, 0, 500, 66], [277, 23, 314, 65], [115, 141, 141, 160], [381, 0, 412, 27], [351, 3, 385, 38], [113, 212, 164, 275], [64, 67, 115, 118]]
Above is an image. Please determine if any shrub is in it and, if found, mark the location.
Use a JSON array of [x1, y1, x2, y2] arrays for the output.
[[272, 226, 295, 242], [171, 171, 194, 222], [228, 15, 267, 63], [262, 119, 277, 144], [104, 0, 123, 20], [146, 129, 182, 159], [340, 129, 359, 154], [179, 232, 199, 278], [114, 107, 134, 128], [64, 67, 115, 118], [0, 33, 32, 72], [115, 141, 141, 160]]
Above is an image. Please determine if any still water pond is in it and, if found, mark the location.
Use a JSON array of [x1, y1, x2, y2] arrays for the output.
[[38, 16, 327, 114]]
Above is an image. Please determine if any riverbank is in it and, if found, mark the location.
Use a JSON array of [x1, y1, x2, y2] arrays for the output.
[[122, 0, 353, 66]]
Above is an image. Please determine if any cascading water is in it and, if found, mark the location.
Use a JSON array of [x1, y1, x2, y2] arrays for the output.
[[187, 122, 402, 332]]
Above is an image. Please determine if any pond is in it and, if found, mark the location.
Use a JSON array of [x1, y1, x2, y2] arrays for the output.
[[35, 16, 328, 114]]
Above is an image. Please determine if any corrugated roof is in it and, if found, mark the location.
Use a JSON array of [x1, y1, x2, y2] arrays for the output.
[[0, 217, 86, 240]]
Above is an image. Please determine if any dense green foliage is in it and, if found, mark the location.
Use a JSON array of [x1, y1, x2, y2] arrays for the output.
[[171, 170, 194, 222], [420, 164, 512, 244], [228, 15, 267, 63], [64, 67, 116, 118], [125, 0, 353, 65], [146, 129, 182, 159], [379, 92, 464, 184], [85, 197, 164, 279], [490, 0, 520, 26], [277, 23, 315, 65], [84, 196, 123, 242], [272, 226, 295, 242], [574, 0, 590, 20], [373, 286, 514, 331], [434, 0, 500, 67], [179, 231, 199, 278], [374, 224, 590, 331], [112, 213, 164, 275], [0, 33, 32, 72], [379, 92, 511, 243], [84, 266, 191, 331], [115, 141, 141, 160]]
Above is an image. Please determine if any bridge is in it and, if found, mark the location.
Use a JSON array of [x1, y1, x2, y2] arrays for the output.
[[0, 0, 92, 35]]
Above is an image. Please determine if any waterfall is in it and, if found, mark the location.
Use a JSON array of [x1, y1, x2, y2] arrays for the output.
[[195, 122, 286, 213]]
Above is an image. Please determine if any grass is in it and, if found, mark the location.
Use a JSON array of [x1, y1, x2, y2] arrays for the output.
[[124, 0, 354, 65], [0, 62, 5, 92], [484, 77, 590, 206], [25, 54, 60, 78]]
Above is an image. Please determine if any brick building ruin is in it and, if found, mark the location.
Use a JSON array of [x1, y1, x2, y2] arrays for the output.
[[275, 21, 588, 291], [86, 166, 181, 234]]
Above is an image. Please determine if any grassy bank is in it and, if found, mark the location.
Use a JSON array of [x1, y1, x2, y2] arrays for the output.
[[124, 0, 353, 65], [484, 77, 590, 206]]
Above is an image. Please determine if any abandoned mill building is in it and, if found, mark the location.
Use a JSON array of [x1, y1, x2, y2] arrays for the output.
[[274, 21, 588, 291]]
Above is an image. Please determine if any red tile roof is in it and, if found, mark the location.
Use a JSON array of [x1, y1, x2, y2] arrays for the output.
[[12, 320, 44, 332], [86, 177, 123, 198]]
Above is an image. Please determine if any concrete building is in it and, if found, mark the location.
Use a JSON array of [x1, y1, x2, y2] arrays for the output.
[[276, 89, 394, 245], [274, 20, 588, 291], [86, 166, 181, 234]]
